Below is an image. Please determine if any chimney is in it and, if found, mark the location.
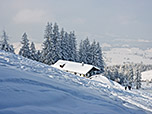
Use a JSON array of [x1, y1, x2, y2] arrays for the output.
[[82, 62, 84, 66]]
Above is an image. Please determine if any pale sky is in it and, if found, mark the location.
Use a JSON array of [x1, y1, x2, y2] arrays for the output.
[[0, 0, 152, 45]]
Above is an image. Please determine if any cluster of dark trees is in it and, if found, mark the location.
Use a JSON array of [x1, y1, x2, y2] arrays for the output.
[[0, 22, 104, 72], [18, 33, 41, 61], [104, 63, 152, 89], [0, 31, 14, 53]]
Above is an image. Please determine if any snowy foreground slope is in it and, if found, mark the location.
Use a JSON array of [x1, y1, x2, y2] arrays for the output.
[[0, 51, 152, 114]]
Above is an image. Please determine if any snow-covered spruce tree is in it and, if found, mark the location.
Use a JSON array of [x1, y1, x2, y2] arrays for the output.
[[118, 64, 134, 86], [94, 42, 104, 72], [90, 41, 104, 72], [134, 68, 141, 89], [60, 29, 69, 60], [89, 40, 96, 66], [36, 50, 41, 62], [111, 68, 119, 81], [118, 65, 127, 84], [29, 42, 37, 60], [127, 67, 134, 87], [41, 22, 53, 64], [85, 38, 92, 65], [60, 30, 77, 62], [78, 38, 91, 64], [78, 39, 104, 72], [68, 31, 77, 61], [51, 22, 62, 64], [103, 66, 111, 79], [0, 30, 14, 53], [78, 40, 84, 63], [19, 33, 31, 58], [41, 22, 62, 64], [64, 32, 72, 61]]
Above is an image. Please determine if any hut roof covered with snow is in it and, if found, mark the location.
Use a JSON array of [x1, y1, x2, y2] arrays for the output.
[[52, 60, 100, 77]]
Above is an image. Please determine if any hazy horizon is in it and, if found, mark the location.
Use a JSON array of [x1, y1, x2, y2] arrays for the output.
[[0, 0, 152, 48]]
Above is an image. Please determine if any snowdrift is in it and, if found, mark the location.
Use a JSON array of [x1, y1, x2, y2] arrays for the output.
[[0, 50, 152, 114], [90, 75, 124, 89]]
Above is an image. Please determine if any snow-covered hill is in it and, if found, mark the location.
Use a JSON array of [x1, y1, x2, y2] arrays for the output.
[[0, 50, 152, 114], [141, 70, 152, 93], [141, 70, 152, 81], [104, 48, 152, 66]]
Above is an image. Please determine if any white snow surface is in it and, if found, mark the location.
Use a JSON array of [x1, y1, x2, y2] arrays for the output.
[[141, 70, 152, 81], [104, 48, 152, 66], [0, 50, 152, 114], [90, 75, 124, 89]]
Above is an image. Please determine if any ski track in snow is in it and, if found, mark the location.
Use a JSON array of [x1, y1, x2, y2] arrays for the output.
[[0, 50, 152, 114]]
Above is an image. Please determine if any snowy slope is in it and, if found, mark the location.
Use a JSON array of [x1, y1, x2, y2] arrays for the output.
[[104, 48, 152, 66], [141, 70, 152, 81], [90, 75, 123, 89], [0, 50, 152, 114]]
